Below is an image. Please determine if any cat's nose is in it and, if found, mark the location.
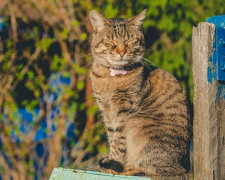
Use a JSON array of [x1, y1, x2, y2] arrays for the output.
[[116, 46, 126, 57], [119, 51, 126, 57]]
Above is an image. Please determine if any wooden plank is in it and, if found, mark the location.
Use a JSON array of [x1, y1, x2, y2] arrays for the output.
[[49, 168, 152, 180], [192, 22, 225, 179], [49, 168, 193, 180], [192, 22, 216, 180]]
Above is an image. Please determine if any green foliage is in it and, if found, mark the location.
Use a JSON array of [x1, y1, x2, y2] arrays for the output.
[[72, 20, 79, 26], [72, 64, 87, 75], [80, 32, 87, 41], [61, 28, 70, 39], [87, 105, 98, 117], [104, 0, 119, 18], [36, 38, 52, 53], [51, 55, 67, 71]]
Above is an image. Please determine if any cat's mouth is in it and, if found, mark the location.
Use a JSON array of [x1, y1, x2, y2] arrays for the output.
[[110, 68, 127, 76]]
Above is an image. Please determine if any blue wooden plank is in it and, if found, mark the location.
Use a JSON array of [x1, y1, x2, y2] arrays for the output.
[[215, 27, 225, 82], [207, 15, 225, 82], [49, 168, 152, 180], [206, 15, 225, 28]]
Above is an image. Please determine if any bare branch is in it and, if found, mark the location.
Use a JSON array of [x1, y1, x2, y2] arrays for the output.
[[8, 2, 18, 45], [0, 134, 20, 175], [0, 153, 12, 180], [0, 37, 3, 63], [11, 45, 42, 91]]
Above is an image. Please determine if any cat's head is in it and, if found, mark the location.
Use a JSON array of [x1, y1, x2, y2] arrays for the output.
[[89, 10, 147, 70]]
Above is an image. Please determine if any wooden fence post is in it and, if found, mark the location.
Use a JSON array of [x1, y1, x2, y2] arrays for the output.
[[192, 17, 225, 180]]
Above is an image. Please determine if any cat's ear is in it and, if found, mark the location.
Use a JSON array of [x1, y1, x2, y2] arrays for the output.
[[89, 10, 108, 32], [128, 9, 147, 28]]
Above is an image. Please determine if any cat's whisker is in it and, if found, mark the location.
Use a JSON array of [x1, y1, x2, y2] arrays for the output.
[[130, 56, 154, 71], [84, 59, 94, 68], [141, 57, 153, 64], [128, 57, 152, 71], [84, 53, 92, 56], [78, 56, 94, 68], [142, 57, 156, 67], [81, 53, 93, 60], [140, 61, 152, 71]]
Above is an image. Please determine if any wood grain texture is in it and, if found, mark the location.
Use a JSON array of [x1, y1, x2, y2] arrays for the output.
[[49, 168, 152, 180], [49, 168, 193, 180], [192, 22, 225, 180]]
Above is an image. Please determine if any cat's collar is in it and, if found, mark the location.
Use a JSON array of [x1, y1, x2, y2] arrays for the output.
[[109, 63, 143, 76], [110, 68, 127, 76]]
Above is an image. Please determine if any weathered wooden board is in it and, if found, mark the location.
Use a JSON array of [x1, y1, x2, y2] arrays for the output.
[[49, 168, 152, 180], [49, 168, 193, 180], [192, 22, 225, 180]]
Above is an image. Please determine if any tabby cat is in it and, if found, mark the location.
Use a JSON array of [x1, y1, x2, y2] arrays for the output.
[[89, 9, 191, 176]]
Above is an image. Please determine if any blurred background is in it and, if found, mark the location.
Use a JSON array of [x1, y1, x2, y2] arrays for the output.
[[0, 0, 224, 179]]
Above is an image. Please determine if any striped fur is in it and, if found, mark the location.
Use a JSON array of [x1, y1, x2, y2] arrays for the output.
[[89, 10, 191, 176]]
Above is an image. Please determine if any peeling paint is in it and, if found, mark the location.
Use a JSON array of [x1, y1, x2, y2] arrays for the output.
[[207, 55, 217, 84], [207, 15, 225, 29], [207, 42, 217, 84], [206, 15, 225, 104], [207, 16, 225, 82], [215, 85, 225, 104]]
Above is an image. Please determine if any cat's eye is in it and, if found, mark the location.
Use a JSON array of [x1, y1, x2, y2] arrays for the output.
[[102, 39, 117, 48], [125, 39, 138, 46]]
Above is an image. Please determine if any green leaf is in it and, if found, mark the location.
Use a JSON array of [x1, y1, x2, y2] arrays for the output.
[[72, 20, 79, 26], [27, 70, 34, 79], [72, 64, 87, 75], [36, 38, 52, 53], [61, 28, 69, 39], [79, 103, 86, 111], [80, 33, 87, 41], [51, 55, 67, 71], [7, 40, 12, 48], [76, 81, 85, 90], [62, 71, 70, 78], [87, 105, 98, 116]]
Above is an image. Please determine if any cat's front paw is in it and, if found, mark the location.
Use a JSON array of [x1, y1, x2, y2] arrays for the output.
[[99, 155, 124, 173], [122, 165, 145, 176]]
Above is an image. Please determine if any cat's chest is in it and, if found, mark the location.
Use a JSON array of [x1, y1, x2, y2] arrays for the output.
[[91, 75, 129, 103], [93, 77, 124, 93], [90, 64, 146, 119]]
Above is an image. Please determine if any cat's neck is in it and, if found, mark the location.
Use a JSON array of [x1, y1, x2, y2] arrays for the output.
[[91, 60, 144, 77], [91, 61, 110, 77]]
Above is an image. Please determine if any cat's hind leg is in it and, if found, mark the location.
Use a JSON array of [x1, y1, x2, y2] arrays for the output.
[[124, 121, 158, 176], [124, 118, 187, 176]]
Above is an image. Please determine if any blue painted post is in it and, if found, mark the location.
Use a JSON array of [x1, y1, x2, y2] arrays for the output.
[[207, 15, 225, 82], [193, 16, 225, 180]]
